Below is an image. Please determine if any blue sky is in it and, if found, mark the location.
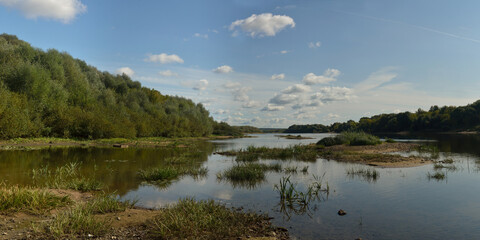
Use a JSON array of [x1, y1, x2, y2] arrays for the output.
[[1, 0, 479, 127]]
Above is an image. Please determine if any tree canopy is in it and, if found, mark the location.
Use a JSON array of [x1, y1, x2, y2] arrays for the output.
[[0, 34, 216, 139]]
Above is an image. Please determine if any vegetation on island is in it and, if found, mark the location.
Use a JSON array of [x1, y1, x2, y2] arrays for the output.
[[317, 131, 381, 147], [285, 101, 480, 133]]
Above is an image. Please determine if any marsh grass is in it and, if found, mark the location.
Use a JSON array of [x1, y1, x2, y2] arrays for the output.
[[232, 145, 318, 162], [218, 163, 282, 182], [301, 166, 309, 174], [433, 163, 457, 171], [317, 131, 381, 147], [284, 166, 298, 174], [39, 193, 134, 239], [148, 198, 274, 239], [43, 204, 111, 239], [31, 162, 102, 192], [0, 185, 71, 214], [346, 167, 380, 182], [427, 171, 447, 181], [274, 174, 329, 215], [138, 165, 209, 184]]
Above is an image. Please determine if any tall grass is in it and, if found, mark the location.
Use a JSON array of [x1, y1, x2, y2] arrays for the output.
[[232, 145, 318, 162], [39, 193, 135, 239], [31, 162, 102, 192], [138, 166, 209, 184], [274, 175, 329, 211], [148, 198, 275, 239], [346, 167, 380, 181], [427, 171, 447, 181], [217, 162, 282, 188], [0, 185, 71, 214], [317, 131, 381, 147]]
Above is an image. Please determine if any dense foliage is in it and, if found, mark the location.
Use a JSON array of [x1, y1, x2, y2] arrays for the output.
[[317, 132, 381, 146], [0, 34, 215, 139], [286, 101, 480, 133]]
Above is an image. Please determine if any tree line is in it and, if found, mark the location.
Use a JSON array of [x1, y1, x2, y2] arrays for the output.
[[285, 101, 480, 133], [0, 34, 237, 139]]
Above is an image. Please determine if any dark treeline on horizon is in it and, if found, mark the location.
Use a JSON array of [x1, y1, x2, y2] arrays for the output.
[[285, 101, 480, 134], [0, 34, 239, 139]]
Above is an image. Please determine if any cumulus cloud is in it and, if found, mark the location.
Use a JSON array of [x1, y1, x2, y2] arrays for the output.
[[309, 41, 322, 48], [262, 104, 285, 111], [311, 86, 354, 103], [115, 67, 134, 77], [222, 82, 241, 89], [0, 0, 86, 23], [213, 65, 233, 74], [282, 84, 311, 94], [280, 50, 288, 54], [193, 79, 209, 91], [145, 53, 184, 64], [303, 69, 341, 85], [233, 87, 252, 102], [229, 13, 295, 38], [271, 73, 285, 80], [158, 70, 178, 77], [215, 109, 229, 114], [269, 93, 299, 105]]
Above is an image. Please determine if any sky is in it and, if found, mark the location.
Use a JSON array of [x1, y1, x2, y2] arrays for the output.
[[1, 0, 479, 128]]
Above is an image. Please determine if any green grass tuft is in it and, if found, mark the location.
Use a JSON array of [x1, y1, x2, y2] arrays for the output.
[[317, 132, 381, 146], [148, 198, 275, 239], [0, 185, 71, 214]]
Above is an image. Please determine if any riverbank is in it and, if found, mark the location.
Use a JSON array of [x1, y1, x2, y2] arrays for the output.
[[0, 187, 289, 240], [0, 136, 240, 150]]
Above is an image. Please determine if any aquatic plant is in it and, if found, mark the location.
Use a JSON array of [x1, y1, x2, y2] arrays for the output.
[[427, 171, 446, 180], [346, 167, 380, 182], [317, 131, 381, 147]]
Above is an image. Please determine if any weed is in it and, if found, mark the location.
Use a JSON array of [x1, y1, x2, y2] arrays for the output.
[[346, 167, 380, 182], [0, 185, 71, 214], [427, 171, 446, 180]]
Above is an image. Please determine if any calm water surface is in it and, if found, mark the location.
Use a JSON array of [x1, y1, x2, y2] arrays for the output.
[[1, 133, 480, 239]]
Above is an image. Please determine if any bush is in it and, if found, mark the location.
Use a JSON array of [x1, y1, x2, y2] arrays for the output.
[[317, 132, 381, 146]]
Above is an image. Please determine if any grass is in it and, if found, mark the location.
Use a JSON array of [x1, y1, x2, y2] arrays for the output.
[[0, 185, 71, 214], [284, 166, 298, 174], [42, 204, 111, 239], [38, 193, 135, 239], [274, 175, 329, 210], [225, 145, 318, 162], [317, 131, 381, 147], [346, 167, 380, 181], [301, 166, 309, 174], [427, 171, 446, 180], [138, 166, 209, 184], [433, 163, 457, 171], [31, 162, 103, 192], [148, 198, 275, 239], [217, 163, 282, 182]]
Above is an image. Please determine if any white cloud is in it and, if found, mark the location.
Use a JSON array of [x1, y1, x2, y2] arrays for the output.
[[270, 118, 286, 124], [262, 104, 284, 111], [271, 73, 285, 80], [213, 65, 233, 74], [280, 50, 288, 54], [115, 67, 134, 77], [303, 69, 341, 85], [229, 13, 295, 38], [309, 41, 322, 48], [233, 112, 244, 116], [242, 100, 259, 108], [194, 33, 208, 39], [282, 84, 311, 94], [0, 0, 86, 23], [215, 109, 229, 114], [222, 82, 242, 89], [145, 53, 184, 64], [193, 79, 209, 91], [269, 93, 299, 105], [311, 86, 354, 103], [233, 87, 251, 102], [355, 66, 398, 92], [158, 70, 178, 77]]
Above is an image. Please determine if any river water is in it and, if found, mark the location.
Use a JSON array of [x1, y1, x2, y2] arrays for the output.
[[1, 133, 480, 239]]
